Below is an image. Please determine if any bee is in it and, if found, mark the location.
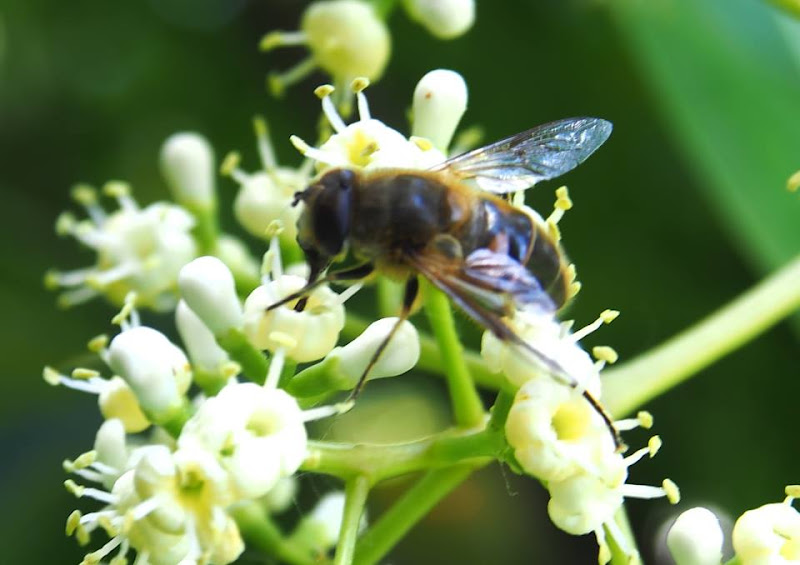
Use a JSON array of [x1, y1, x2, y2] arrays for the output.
[[272, 117, 621, 446]]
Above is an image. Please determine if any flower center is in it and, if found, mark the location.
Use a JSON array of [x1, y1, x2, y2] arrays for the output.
[[552, 400, 592, 442]]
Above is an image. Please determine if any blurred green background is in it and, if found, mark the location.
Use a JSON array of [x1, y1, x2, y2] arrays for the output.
[[1, 0, 799, 563]]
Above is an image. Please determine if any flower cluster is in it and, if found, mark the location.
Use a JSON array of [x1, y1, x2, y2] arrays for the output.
[[667, 486, 800, 565]]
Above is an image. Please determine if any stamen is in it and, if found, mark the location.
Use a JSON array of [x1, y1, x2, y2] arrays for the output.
[[86, 263, 138, 289], [647, 435, 662, 457], [316, 85, 347, 133], [64, 450, 98, 472], [604, 519, 636, 558], [71, 184, 107, 225], [259, 30, 307, 51], [66, 510, 83, 536], [302, 400, 354, 422], [615, 411, 654, 431], [111, 292, 139, 328], [786, 485, 800, 504], [129, 497, 160, 521], [87, 334, 109, 354], [620, 483, 668, 500], [289, 135, 339, 166], [351, 77, 371, 120], [43, 367, 105, 394], [547, 186, 572, 225], [268, 57, 317, 97], [663, 478, 680, 503], [264, 346, 286, 390], [570, 309, 619, 342], [103, 182, 138, 214], [336, 282, 363, 305], [595, 528, 611, 565], [44, 267, 92, 288], [58, 286, 101, 308], [220, 151, 250, 184], [265, 229, 284, 279], [253, 115, 277, 171], [73, 468, 105, 485], [592, 346, 618, 364], [65, 480, 117, 504], [624, 445, 651, 467], [83, 535, 122, 564], [55, 211, 79, 236]]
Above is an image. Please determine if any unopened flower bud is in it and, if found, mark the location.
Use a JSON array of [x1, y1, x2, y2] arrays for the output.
[[403, 0, 475, 39], [331, 317, 420, 384], [215, 234, 261, 283], [733, 502, 800, 564], [179, 256, 243, 335], [547, 472, 624, 536], [302, 0, 390, 82], [108, 327, 190, 419], [412, 69, 468, 152], [667, 507, 724, 565], [160, 132, 216, 208], [93, 418, 128, 480], [175, 300, 229, 374]]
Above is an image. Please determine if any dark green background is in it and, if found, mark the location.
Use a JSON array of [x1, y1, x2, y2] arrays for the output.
[[1, 0, 799, 563]]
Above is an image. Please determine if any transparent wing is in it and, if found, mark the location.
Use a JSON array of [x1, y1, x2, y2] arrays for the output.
[[431, 117, 612, 194]]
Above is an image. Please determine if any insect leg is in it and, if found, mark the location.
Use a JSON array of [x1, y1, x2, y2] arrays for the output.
[[265, 263, 375, 312], [347, 276, 419, 402]]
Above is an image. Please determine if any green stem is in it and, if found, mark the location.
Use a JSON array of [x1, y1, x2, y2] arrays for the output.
[[216, 328, 270, 384], [185, 201, 219, 255], [603, 255, 800, 417], [302, 427, 503, 482], [376, 278, 402, 317], [231, 502, 315, 565], [343, 313, 505, 390], [607, 506, 639, 565], [352, 464, 483, 565], [334, 476, 371, 565], [422, 283, 485, 427]]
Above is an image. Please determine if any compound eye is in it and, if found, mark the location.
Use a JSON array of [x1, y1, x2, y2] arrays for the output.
[[313, 177, 351, 257]]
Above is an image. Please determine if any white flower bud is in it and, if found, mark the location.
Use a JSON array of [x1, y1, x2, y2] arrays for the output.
[[302, 0, 390, 82], [243, 275, 344, 362], [329, 317, 419, 385], [175, 300, 229, 374], [215, 234, 261, 283], [108, 327, 190, 419], [261, 477, 298, 514], [98, 375, 150, 433], [733, 503, 800, 564], [179, 256, 243, 335], [159, 132, 215, 207], [94, 418, 128, 478], [233, 170, 304, 241], [547, 472, 625, 536], [179, 383, 307, 500], [412, 69, 468, 151], [403, 0, 475, 39], [309, 492, 349, 547], [667, 507, 724, 565]]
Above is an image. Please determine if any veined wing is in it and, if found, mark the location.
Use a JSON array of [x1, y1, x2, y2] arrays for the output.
[[431, 117, 612, 194]]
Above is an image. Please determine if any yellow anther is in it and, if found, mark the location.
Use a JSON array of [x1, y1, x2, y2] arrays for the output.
[[219, 151, 241, 177], [88, 334, 109, 353], [314, 84, 335, 99], [600, 309, 620, 324], [269, 331, 298, 350], [253, 115, 269, 139], [554, 186, 573, 210], [71, 184, 98, 206], [259, 31, 284, 51], [43, 270, 60, 290], [76, 525, 90, 546], [72, 368, 100, 380], [65, 450, 97, 472], [264, 219, 285, 238], [786, 485, 800, 498], [43, 366, 62, 386], [592, 346, 619, 364], [221, 361, 242, 379], [97, 514, 119, 537], [787, 170, 800, 193], [566, 263, 577, 283], [568, 281, 582, 299], [410, 136, 434, 151], [637, 411, 654, 429], [66, 510, 82, 536], [267, 73, 286, 98], [64, 479, 85, 497], [351, 77, 370, 93], [55, 211, 78, 235], [663, 479, 680, 504], [102, 181, 131, 199], [648, 435, 662, 457], [289, 135, 312, 156]]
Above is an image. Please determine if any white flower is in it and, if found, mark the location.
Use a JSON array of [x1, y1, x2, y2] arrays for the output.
[[178, 256, 244, 335], [179, 382, 308, 500], [412, 69, 468, 151], [243, 274, 345, 362], [98, 375, 150, 433], [481, 308, 617, 395], [175, 299, 230, 375], [290, 79, 448, 172], [667, 507, 724, 565], [733, 502, 800, 564], [222, 117, 308, 241], [505, 378, 617, 482], [108, 326, 191, 422], [261, 0, 390, 95], [159, 132, 216, 208], [47, 183, 197, 311], [402, 0, 475, 39]]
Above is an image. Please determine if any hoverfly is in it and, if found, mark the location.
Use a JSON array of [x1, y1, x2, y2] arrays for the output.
[[271, 117, 620, 446]]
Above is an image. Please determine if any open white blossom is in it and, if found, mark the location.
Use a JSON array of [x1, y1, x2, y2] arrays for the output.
[[261, 0, 390, 95], [243, 274, 345, 362], [46, 183, 197, 311], [733, 501, 800, 564], [179, 382, 308, 500]]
